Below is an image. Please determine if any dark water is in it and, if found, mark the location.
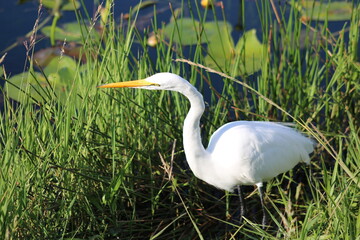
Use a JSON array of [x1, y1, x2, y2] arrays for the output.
[[0, 1, 357, 79], [0, 1, 134, 75]]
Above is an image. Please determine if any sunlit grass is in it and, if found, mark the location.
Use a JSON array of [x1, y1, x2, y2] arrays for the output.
[[0, 0, 359, 239]]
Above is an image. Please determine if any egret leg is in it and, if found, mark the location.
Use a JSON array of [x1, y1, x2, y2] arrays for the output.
[[257, 183, 267, 228], [237, 185, 245, 223], [309, 163, 314, 188]]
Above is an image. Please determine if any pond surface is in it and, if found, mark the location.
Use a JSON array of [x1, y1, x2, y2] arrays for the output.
[[0, 1, 356, 81]]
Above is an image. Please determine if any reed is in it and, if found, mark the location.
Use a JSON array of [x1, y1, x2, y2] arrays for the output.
[[0, 0, 358, 239]]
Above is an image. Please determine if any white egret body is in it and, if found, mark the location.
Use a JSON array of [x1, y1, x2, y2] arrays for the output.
[[98, 73, 314, 224]]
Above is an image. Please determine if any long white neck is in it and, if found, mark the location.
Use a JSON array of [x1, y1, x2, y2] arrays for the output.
[[178, 84, 210, 178]]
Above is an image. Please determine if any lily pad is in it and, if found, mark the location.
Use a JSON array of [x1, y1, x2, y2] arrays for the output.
[[5, 56, 77, 103], [41, 0, 81, 11], [41, 22, 99, 43], [33, 47, 62, 67], [44, 55, 77, 85], [5, 72, 48, 103], [203, 21, 233, 40], [292, 1, 353, 21], [204, 22, 234, 72], [234, 29, 265, 75], [163, 18, 265, 76], [204, 21, 234, 60], [34, 45, 85, 68], [163, 18, 234, 46], [163, 18, 203, 45], [205, 29, 265, 75]]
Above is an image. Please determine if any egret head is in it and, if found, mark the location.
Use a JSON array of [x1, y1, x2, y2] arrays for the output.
[[97, 72, 191, 92]]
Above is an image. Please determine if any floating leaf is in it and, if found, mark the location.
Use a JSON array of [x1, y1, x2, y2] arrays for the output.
[[61, 0, 81, 11], [204, 21, 234, 71], [205, 29, 265, 76], [41, 22, 99, 43], [203, 21, 233, 42], [33, 47, 62, 67], [5, 72, 48, 102], [34, 45, 85, 68], [234, 29, 265, 75], [163, 18, 203, 45], [163, 19, 233, 46], [292, 1, 353, 21], [163, 18, 265, 76], [169, 8, 183, 22], [5, 56, 77, 103], [41, 0, 81, 11], [42, 25, 81, 42], [44, 55, 77, 86]]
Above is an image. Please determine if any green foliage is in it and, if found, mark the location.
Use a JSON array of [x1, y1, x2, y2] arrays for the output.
[[41, 0, 81, 11], [40, 0, 82, 46], [4, 71, 46, 102], [291, 1, 353, 21], [163, 18, 265, 75], [0, 0, 359, 239], [205, 28, 266, 75], [5, 56, 78, 103], [163, 18, 204, 45], [41, 22, 99, 43]]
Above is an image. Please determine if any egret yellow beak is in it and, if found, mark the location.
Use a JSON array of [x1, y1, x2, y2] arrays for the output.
[[97, 79, 158, 88]]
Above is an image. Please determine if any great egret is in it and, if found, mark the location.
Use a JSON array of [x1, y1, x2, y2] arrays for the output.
[[98, 72, 314, 226]]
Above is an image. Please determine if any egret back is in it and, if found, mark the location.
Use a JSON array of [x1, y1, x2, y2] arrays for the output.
[[204, 121, 314, 191]]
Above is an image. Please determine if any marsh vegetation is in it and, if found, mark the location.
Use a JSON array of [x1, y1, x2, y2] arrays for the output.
[[0, 0, 359, 239]]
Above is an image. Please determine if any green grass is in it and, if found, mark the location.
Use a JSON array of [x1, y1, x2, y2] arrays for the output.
[[0, 0, 359, 239]]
